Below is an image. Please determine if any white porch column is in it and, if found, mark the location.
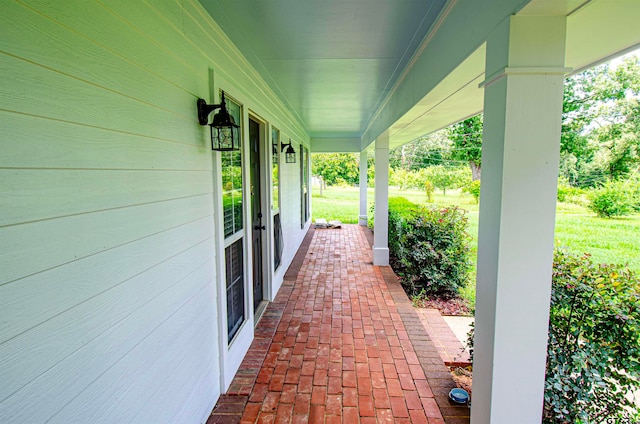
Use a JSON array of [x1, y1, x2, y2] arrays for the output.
[[471, 16, 568, 424], [373, 135, 389, 265], [359, 150, 369, 226]]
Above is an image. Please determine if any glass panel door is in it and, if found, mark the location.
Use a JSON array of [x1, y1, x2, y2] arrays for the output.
[[271, 128, 282, 270]]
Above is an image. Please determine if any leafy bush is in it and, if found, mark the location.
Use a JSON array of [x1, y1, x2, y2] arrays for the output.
[[463, 180, 481, 203], [556, 178, 571, 202], [388, 198, 471, 297], [545, 249, 640, 423], [557, 180, 589, 206], [588, 180, 633, 217], [368, 197, 415, 234], [465, 250, 640, 422]]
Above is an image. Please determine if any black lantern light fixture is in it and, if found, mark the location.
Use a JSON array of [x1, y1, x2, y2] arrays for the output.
[[281, 140, 296, 163], [197, 92, 240, 151]]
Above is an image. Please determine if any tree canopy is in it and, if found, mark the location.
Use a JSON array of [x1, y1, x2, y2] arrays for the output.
[[311, 153, 374, 186], [446, 114, 483, 180], [560, 54, 640, 186]]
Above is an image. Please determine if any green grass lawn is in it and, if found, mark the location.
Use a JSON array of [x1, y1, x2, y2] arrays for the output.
[[312, 186, 640, 306]]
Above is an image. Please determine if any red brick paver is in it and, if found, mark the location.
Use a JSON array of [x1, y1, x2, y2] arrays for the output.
[[209, 225, 468, 424]]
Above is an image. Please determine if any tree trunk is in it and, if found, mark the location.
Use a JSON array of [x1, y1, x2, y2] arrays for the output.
[[470, 161, 481, 181]]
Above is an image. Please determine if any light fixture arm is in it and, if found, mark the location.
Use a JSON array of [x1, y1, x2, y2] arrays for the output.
[[281, 140, 292, 152], [197, 92, 228, 125]]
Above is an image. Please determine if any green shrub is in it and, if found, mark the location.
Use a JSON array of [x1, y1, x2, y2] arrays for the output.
[[463, 180, 481, 203], [556, 179, 571, 202], [368, 197, 415, 234], [388, 198, 471, 297], [387, 196, 418, 214], [545, 249, 640, 423], [588, 180, 633, 218], [466, 250, 640, 422], [557, 177, 592, 206], [387, 197, 418, 255]]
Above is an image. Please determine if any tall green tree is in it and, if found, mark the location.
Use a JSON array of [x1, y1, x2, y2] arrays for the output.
[[561, 55, 640, 186], [311, 153, 358, 186], [447, 114, 483, 180]]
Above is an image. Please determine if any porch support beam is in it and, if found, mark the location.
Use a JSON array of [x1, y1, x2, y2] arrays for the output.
[[359, 150, 369, 226], [471, 16, 568, 424], [373, 135, 389, 265]]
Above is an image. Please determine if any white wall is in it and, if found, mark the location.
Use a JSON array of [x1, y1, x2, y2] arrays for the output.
[[0, 1, 309, 423]]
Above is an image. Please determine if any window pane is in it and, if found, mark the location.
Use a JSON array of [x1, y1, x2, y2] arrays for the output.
[[300, 144, 309, 227], [220, 94, 245, 343], [221, 96, 243, 239], [304, 146, 309, 222], [225, 239, 244, 341], [232, 189, 243, 235], [272, 127, 280, 212], [273, 213, 282, 270]]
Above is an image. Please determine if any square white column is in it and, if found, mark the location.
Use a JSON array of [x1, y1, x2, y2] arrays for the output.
[[359, 150, 369, 226], [373, 135, 389, 265], [471, 16, 569, 424]]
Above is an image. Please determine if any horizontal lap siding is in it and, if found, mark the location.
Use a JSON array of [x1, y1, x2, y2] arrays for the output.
[[0, 0, 307, 423], [278, 145, 305, 272]]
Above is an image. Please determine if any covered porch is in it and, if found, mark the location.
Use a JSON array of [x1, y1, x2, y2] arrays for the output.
[[208, 225, 469, 424], [2, 1, 639, 423], [244, 2, 638, 421]]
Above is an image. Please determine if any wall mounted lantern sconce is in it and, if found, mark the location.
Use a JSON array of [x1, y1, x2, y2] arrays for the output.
[[197, 92, 240, 151], [281, 140, 296, 163]]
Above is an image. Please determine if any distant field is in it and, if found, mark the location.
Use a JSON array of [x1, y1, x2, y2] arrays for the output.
[[312, 186, 640, 274]]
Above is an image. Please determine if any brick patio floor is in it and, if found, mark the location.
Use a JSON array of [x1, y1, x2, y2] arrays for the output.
[[208, 225, 470, 424]]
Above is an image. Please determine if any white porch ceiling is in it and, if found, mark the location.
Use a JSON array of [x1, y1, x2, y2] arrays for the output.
[[199, 0, 640, 152], [198, 0, 447, 139]]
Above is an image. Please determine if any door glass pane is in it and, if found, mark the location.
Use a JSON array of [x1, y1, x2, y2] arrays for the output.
[[226, 239, 244, 341]]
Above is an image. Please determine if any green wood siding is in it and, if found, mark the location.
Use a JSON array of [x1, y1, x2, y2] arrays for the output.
[[0, 1, 309, 423]]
